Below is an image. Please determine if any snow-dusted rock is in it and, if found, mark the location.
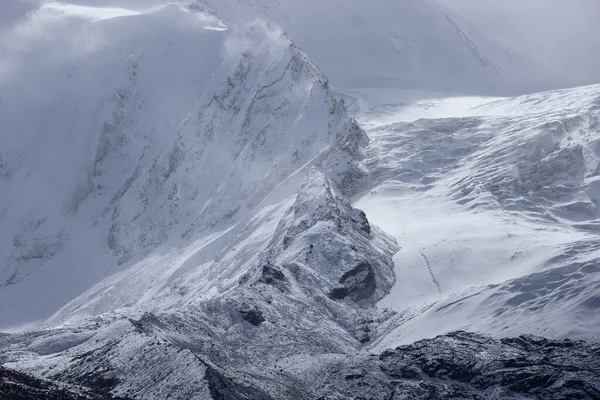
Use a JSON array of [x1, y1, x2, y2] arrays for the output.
[[1, 1, 600, 399], [0, 168, 399, 399], [0, 365, 126, 400]]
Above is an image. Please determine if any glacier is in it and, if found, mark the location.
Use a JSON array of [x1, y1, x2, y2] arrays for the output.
[[1, 0, 599, 399]]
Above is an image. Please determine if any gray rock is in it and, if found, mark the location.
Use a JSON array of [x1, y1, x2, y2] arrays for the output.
[[0, 366, 127, 400]]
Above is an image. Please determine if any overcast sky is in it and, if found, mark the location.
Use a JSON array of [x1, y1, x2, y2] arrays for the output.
[[440, 0, 600, 80], [2, 0, 599, 82]]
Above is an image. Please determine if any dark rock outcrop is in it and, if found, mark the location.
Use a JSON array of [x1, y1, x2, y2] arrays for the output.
[[240, 306, 266, 326], [316, 331, 600, 399], [204, 363, 274, 400], [0, 366, 127, 400], [337, 261, 376, 302], [260, 264, 286, 284], [329, 261, 376, 302]]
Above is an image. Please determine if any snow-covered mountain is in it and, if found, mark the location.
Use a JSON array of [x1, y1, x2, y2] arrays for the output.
[[440, 0, 600, 81], [1, 0, 600, 399], [0, 1, 356, 327], [274, 0, 582, 94], [0, 0, 577, 329]]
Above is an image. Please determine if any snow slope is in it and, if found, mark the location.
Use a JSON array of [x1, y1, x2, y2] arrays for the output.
[[1, 1, 230, 326], [342, 84, 600, 348], [0, 1, 352, 327], [1, 0, 600, 399]]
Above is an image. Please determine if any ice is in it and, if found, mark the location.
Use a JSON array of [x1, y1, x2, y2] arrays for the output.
[[348, 84, 600, 348], [1, 1, 600, 397]]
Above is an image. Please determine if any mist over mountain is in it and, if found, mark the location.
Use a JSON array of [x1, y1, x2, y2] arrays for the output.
[[1, 1, 599, 399], [441, 0, 600, 81]]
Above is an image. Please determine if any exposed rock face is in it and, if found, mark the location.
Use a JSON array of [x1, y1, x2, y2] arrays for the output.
[[266, 168, 398, 305], [330, 261, 376, 302], [239, 306, 266, 326], [0, 168, 399, 399], [0, 366, 127, 400], [203, 363, 275, 400], [259, 264, 287, 286], [314, 331, 600, 400], [5, 330, 599, 399]]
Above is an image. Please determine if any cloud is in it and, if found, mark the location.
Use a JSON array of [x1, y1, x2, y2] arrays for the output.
[[0, 0, 39, 29], [223, 20, 286, 61], [1, 2, 108, 75]]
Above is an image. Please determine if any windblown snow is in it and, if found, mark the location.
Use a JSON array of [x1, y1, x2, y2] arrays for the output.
[[1, 0, 599, 399]]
